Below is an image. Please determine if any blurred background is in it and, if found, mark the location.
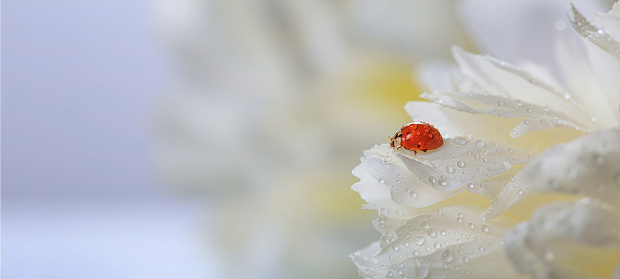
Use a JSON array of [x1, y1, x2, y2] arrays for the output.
[[10, 0, 606, 278]]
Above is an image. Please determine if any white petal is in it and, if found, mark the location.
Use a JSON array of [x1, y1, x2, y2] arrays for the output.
[[375, 204, 520, 278], [505, 201, 620, 279], [405, 101, 508, 140], [365, 156, 459, 209], [480, 166, 531, 220], [374, 204, 514, 260], [527, 129, 620, 206], [593, 10, 620, 42], [352, 145, 459, 216], [421, 91, 592, 137], [451, 47, 589, 122], [554, 31, 619, 128], [350, 241, 381, 279], [397, 137, 530, 192], [351, 158, 419, 220], [386, 249, 525, 279], [571, 4, 620, 58]]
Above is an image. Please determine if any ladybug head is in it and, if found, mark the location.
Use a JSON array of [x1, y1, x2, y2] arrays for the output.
[[389, 131, 402, 148]]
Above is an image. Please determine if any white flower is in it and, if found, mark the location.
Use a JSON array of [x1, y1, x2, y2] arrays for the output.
[[351, 1, 620, 278]]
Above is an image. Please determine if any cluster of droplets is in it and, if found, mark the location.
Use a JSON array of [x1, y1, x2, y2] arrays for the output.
[[571, 4, 620, 57], [399, 136, 531, 197], [375, 206, 503, 278]]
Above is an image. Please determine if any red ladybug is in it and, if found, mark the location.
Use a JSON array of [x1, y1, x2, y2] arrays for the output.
[[390, 122, 443, 154]]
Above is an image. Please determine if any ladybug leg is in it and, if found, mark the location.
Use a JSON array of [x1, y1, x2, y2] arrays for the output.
[[414, 150, 417, 155]]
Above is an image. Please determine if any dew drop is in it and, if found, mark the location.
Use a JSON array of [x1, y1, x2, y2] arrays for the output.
[[403, 241, 410, 247], [427, 229, 437, 237], [475, 140, 485, 148], [468, 223, 475, 229], [415, 236, 426, 246], [518, 190, 524, 195], [440, 230, 447, 236], [392, 245, 400, 251], [457, 161, 465, 168], [378, 178, 385, 184], [428, 176, 437, 185], [446, 166, 453, 173], [409, 191, 418, 198], [434, 242, 441, 249], [441, 249, 453, 262], [454, 137, 468, 145], [420, 220, 429, 228], [438, 178, 448, 186], [481, 225, 490, 233]]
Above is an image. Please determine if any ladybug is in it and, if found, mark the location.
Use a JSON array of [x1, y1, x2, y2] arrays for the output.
[[390, 122, 443, 154]]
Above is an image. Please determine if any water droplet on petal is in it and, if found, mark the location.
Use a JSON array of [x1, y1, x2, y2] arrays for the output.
[[475, 140, 485, 148], [457, 161, 465, 168], [481, 225, 490, 233], [436, 252, 451, 267], [454, 137, 468, 145], [415, 236, 426, 246], [427, 229, 437, 237], [428, 176, 437, 185]]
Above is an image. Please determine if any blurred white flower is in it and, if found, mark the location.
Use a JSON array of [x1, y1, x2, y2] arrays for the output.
[[351, 1, 620, 278]]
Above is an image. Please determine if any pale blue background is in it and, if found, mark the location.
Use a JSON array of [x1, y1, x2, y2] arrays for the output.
[[2, 1, 213, 277]]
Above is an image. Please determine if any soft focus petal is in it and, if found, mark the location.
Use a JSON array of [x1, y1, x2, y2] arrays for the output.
[[450, 47, 590, 124], [528, 129, 620, 205], [572, 4, 620, 59], [350, 241, 381, 279], [505, 200, 620, 279]]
